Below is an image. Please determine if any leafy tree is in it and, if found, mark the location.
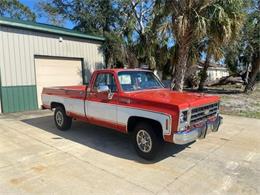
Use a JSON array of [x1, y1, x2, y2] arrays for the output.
[[39, 0, 255, 93], [116, 0, 168, 70], [0, 0, 36, 21], [224, 0, 260, 92], [39, 0, 174, 72], [161, 1, 214, 91], [39, 0, 117, 34], [162, 0, 245, 91], [243, 0, 260, 92], [198, 0, 245, 91], [39, 0, 125, 67]]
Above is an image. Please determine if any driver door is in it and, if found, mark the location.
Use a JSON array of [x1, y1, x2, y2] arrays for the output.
[[87, 72, 118, 129]]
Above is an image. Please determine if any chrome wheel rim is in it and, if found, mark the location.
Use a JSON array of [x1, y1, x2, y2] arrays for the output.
[[56, 111, 64, 127], [136, 130, 152, 153]]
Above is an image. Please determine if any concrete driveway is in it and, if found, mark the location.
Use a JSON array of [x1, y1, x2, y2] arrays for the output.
[[0, 111, 259, 195]]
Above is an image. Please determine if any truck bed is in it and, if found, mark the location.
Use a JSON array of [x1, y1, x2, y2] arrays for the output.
[[42, 85, 87, 99]]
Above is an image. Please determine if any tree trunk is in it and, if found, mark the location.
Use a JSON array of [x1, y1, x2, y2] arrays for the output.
[[198, 53, 211, 91], [172, 45, 189, 91], [206, 75, 244, 86], [244, 53, 260, 92]]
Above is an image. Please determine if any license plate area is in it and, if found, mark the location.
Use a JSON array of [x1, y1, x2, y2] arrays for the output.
[[199, 122, 214, 139], [207, 123, 214, 131], [199, 124, 207, 139]]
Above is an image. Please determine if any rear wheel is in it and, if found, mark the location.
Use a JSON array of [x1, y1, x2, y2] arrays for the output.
[[54, 106, 72, 131], [133, 123, 163, 160]]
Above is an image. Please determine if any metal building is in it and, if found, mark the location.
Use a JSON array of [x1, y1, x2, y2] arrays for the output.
[[0, 17, 105, 113]]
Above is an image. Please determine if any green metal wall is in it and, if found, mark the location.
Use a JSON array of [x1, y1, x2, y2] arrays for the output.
[[1, 85, 38, 113]]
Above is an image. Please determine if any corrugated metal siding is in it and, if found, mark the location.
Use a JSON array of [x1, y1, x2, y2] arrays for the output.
[[0, 25, 104, 87], [0, 25, 104, 113], [1, 85, 37, 113]]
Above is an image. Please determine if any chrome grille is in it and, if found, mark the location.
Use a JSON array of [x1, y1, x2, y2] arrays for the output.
[[190, 102, 219, 124]]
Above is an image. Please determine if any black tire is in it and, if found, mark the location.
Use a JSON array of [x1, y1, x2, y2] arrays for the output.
[[54, 106, 72, 131], [133, 122, 163, 160]]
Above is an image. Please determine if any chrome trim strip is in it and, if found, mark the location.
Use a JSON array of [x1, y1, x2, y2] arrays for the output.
[[173, 127, 201, 145]]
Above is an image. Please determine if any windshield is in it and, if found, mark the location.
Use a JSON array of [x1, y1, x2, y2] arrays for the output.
[[118, 71, 164, 92]]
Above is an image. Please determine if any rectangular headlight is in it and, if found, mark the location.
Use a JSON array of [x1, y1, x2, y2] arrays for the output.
[[180, 110, 188, 123], [178, 110, 189, 131]]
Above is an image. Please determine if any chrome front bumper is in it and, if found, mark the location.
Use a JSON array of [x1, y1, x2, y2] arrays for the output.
[[173, 115, 223, 145]]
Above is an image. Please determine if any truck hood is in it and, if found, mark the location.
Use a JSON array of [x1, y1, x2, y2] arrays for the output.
[[126, 89, 220, 109]]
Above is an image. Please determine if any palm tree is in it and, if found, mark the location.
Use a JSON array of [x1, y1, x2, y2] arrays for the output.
[[244, 0, 260, 92], [162, 0, 245, 91], [198, 0, 245, 91], [162, 0, 213, 91]]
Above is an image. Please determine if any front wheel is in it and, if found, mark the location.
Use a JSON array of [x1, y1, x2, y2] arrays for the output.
[[133, 123, 163, 160], [54, 106, 72, 131]]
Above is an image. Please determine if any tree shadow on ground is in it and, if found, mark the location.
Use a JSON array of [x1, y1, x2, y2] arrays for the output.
[[22, 115, 192, 164]]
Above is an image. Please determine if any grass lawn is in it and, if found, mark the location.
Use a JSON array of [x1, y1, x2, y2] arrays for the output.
[[201, 83, 260, 119]]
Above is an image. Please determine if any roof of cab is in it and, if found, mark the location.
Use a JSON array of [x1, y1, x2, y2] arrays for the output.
[[95, 68, 152, 73]]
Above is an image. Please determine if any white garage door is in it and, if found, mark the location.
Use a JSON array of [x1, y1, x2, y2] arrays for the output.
[[35, 57, 83, 107]]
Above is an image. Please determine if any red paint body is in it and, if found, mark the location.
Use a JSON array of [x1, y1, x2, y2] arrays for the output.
[[42, 69, 220, 143]]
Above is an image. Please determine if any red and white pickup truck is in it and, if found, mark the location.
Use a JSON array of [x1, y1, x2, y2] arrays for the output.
[[42, 69, 222, 160]]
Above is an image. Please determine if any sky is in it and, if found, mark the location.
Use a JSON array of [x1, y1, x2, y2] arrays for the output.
[[20, 0, 74, 29]]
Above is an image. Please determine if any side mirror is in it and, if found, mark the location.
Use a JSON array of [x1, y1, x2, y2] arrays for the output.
[[97, 85, 113, 100], [97, 85, 110, 93]]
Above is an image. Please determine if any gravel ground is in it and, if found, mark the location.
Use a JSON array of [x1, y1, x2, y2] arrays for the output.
[[187, 83, 260, 119], [214, 84, 260, 119]]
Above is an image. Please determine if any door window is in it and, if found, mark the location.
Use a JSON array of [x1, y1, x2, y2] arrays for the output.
[[93, 73, 117, 92]]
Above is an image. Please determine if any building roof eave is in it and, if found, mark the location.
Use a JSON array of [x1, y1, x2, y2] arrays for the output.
[[0, 16, 105, 42]]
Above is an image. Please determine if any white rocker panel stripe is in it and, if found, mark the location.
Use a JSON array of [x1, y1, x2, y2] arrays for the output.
[[42, 94, 85, 116]]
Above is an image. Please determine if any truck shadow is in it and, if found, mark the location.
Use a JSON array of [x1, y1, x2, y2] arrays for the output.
[[22, 115, 192, 164]]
